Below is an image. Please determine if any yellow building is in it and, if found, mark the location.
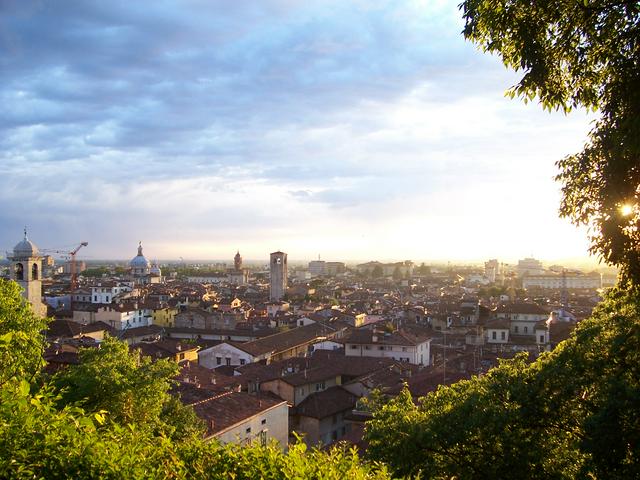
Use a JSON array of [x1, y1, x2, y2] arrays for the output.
[[152, 305, 178, 327]]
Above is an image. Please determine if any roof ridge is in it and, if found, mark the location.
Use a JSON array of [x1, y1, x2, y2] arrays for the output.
[[188, 390, 235, 407]]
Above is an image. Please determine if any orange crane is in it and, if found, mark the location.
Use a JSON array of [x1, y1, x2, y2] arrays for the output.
[[43, 241, 88, 295], [68, 242, 89, 293]]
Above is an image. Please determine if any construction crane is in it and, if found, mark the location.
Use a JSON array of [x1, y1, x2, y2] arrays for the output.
[[42, 241, 88, 295], [68, 242, 89, 292]]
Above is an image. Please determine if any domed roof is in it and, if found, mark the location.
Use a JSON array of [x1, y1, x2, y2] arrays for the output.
[[150, 262, 162, 276], [13, 229, 39, 257], [130, 242, 151, 268]]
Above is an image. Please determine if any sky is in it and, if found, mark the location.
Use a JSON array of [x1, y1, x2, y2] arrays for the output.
[[0, 0, 596, 264]]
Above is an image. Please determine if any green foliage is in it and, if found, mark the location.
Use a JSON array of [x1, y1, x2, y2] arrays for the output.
[[52, 335, 204, 440], [0, 279, 48, 387], [0, 381, 388, 479], [178, 440, 389, 480], [365, 285, 640, 478], [460, 0, 640, 282], [392, 267, 402, 280], [478, 285, 507, 298]]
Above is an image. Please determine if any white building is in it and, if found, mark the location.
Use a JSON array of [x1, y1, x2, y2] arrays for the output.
[[192, 391, 289, 448], [516, 257, 544, 277], [484, 259, 500, 283], [494, 303, 548, 337], [199, 342, 255, 369], [308, 260, 326, 277], [94, 301, 153, 330], [343, 329, 431, 366], [90, 282, 132, 304], [522, 272, 602, 289]]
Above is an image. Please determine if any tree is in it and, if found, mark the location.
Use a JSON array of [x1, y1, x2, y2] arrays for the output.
[[460, 0, 640, 282], [52, 335, 203, 439], [392, 266, 402, 281], [0, 279, 48, 387], [364, 285, 640, 478]]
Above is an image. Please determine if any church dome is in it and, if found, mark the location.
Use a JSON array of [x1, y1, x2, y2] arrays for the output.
[[13, 229, 39, 257], [150, 263, 162, 276], [130, 242, 151, 269]]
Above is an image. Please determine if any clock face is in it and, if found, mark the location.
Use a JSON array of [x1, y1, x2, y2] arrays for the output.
[[276, 258, 281, 264]]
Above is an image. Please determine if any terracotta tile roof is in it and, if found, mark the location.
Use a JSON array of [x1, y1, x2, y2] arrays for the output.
[[46, 320, 113, 339], [239, 322, 343, 357], [343, 328, 430, 346], [121, 324, 164, 339], [295, 386, 358, 419], [484, 319, 511, 329], [495, 303, 548, 315], [185, 389, 286, 437], [176, 361, 242, 392]]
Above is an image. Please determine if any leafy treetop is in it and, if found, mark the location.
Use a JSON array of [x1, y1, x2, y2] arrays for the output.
[[460, 0, 640, 283]]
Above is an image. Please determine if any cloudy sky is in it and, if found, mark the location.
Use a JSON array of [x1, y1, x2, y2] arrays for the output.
[[1, 0, 595, 264]]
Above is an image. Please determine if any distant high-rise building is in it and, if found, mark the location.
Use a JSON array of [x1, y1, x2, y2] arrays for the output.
[[308, 260, 326, 277], [326, 262, 346, 276], [8, 229, 47, 317], [270, 251, 287, 301], [234, 250, 242, 270], [484, 259, 500, 283], [517, 257, 544, 277]]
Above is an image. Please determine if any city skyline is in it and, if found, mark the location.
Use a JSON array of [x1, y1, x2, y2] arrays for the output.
[[2, 1, 594, 262]]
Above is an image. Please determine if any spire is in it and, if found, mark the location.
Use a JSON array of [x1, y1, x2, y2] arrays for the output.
[[24, 226, 28, 241], [138, 241, 143, 256]]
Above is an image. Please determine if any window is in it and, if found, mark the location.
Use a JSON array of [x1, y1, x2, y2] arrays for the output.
[[226, 358, 231, 366], [402, 347, 407, 352], [514, 326, 519, 333], [261, 419, 267, 425], [315, 382, 325, 391], [379, 346, 385, 350], [179, 353, 185, 360], [240, 359, 246, 365], [524, 326, 528, 334], [246, 427, 251, 434], [492, 331, 497, 340], [15, 263, 24, 281], [350, 345, 357, 349], [364, 345, 370, 350], [216, 357, 222, 365], [94, 296, 98, 302], [540, 335, 544, 343], [259, 430, 267, 447], [501, 331, 506, 340]]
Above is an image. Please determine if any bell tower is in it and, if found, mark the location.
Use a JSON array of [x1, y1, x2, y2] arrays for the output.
[[269, 251, 287, 301], [9, 228, 47, 317]]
